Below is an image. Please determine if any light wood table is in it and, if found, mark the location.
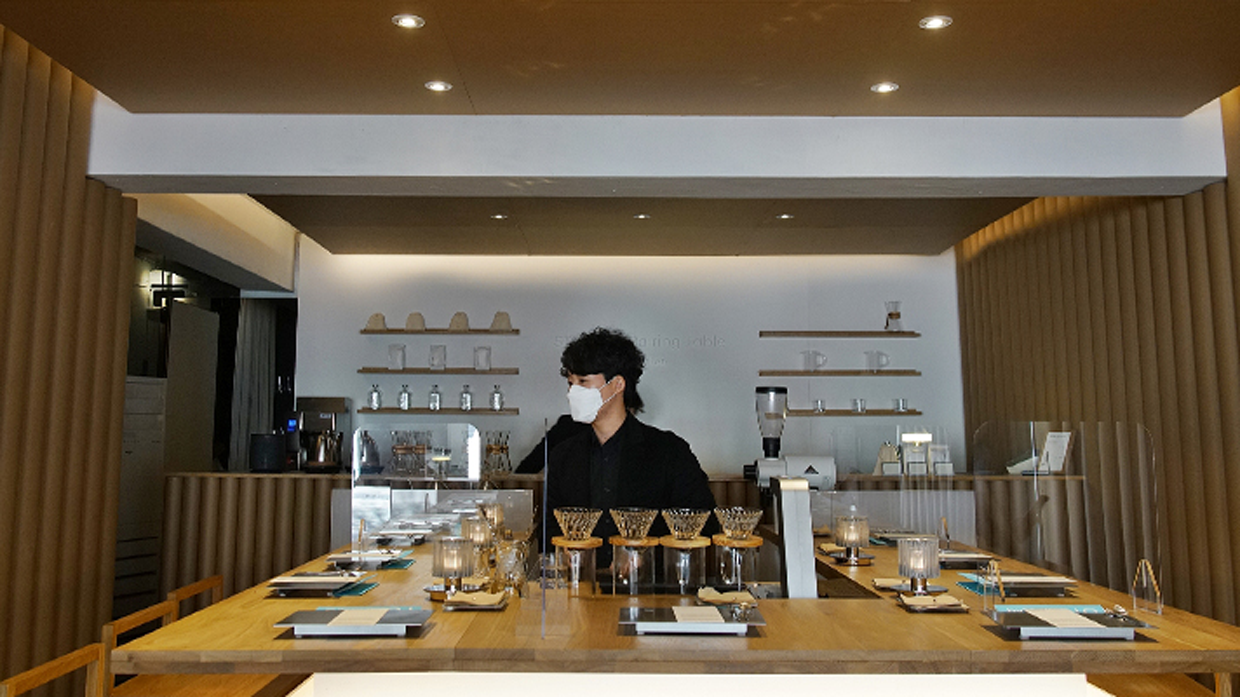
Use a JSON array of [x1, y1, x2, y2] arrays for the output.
[[111, 541, 1240, 683]]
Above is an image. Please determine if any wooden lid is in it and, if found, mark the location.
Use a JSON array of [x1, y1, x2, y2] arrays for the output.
[[552, 536, 602, 549], [660, 535, 710, 549], [713, 533, 764, 548], [609, 536, 660, 548]]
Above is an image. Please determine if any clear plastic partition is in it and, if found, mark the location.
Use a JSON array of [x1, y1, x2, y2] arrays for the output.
[[348, 423, 533, 546], [971, 421, 1159, 594]]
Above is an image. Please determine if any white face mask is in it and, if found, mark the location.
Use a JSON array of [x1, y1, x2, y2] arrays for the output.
[[566, 378, 619, 423]]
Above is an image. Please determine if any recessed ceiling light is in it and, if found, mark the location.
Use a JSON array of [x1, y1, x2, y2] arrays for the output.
[[392, 14, 425, 29], [425, 80, 452, 92], [870, 82, 899, 94], [918, 15, 952, 30], [490, 213, 508, 220], [633, 213, 651, 220], [776, 213, 795, 220], [394, 13, 429, 28]]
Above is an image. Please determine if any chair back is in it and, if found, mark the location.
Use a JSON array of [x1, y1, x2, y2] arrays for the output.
[[166, 575, 224, 622], [102, 575, 225, 693], [0, 643, 105, 697]]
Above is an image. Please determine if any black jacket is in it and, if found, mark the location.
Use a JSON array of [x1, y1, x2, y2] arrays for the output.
[[545, 415, 717, 544]]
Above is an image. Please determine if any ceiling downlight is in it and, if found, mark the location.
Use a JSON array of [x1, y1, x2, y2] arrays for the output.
[[392, 14, 425, 29], [918, 15, 952, 30]]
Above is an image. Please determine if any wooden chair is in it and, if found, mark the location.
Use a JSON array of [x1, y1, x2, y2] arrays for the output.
[[103, 576, 306, 697], [0, 643, 106, 697]]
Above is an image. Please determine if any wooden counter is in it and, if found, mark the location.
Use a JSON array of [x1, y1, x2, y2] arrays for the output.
[[112, 541, 1240, 679]]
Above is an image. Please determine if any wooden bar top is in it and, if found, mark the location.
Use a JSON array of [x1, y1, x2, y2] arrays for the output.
[[111, 541, 1240, 676]]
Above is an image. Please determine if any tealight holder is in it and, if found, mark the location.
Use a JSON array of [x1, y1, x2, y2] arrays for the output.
[[610, 508, 659, 595], [830, 514, 874, 566], [660, 509, 711, 594], [431, 536, 475, 597], [895, 535, 945, 595], [460, 515, 493, 584], [478, 502, 506, 539], [713, 506, 764, 591], [552, 508, 603, 597]]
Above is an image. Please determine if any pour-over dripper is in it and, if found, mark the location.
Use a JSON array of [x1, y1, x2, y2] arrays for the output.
[[610, 507, 658, 540], [662, 509, 711, 540], [714, 507, 763, 540], [553, 507, 602, 541]]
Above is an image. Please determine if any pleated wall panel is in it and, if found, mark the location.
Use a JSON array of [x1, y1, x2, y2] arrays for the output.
[[0, 24, 135, 693], [160, 474, 350, 601], [956, 88, 1240, 620]]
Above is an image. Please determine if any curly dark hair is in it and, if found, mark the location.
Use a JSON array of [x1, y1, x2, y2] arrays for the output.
[[559, 327, 645, 413]]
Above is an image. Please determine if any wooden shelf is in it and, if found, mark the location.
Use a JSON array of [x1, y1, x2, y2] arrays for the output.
[[358, 367, 519, 375], [357, 407, 520, 416], [758, 369, 921, 377], [360, 328, 519, 335], [759, 330, 920, 339], [788, 408, 923, 417]]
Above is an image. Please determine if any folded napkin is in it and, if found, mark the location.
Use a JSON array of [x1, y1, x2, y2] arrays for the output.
[[872, 578, 906, 590], [818, 542, 845, 554], [444, 591, 506, 607], [900, 594, 964, 608], [697, 587, 757, 605]]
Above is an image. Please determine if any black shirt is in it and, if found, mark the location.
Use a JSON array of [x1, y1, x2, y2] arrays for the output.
[[545, 415, 718, 564]]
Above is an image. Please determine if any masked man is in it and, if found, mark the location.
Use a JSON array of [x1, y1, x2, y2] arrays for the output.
[[544, 327, 717, 565]]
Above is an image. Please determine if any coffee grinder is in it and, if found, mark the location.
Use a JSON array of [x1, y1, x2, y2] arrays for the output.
[[746, 386, 788, 487]]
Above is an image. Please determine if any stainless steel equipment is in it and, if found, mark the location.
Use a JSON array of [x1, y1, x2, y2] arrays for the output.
[[295, 397, 351, 473]]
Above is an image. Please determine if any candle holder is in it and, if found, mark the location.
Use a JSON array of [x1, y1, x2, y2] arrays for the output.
[[895, 535, 945, 595], [830, 514, 874, 566], [478, 502, 506, 539], [461, 515, 494, 584], [431, 536, 475, 597]]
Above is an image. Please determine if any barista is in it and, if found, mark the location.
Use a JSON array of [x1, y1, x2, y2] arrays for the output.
[[544, 328, 717, 565]]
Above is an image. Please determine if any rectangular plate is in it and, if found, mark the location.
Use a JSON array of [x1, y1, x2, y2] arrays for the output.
[[275, 607, 431, 637], [994, 610, 1136, 640], [618, 606, 765, 635]]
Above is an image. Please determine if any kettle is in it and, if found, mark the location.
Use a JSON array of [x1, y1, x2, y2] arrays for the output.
[[358, 430, 383, 474]]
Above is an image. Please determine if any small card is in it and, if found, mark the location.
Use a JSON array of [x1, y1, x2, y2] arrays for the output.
[[1027, 608, 1102, 628], [673, 606, 725, 623], [327, 608, 387, 626]]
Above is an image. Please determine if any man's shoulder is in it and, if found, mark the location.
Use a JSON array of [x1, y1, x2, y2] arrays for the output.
[[626, 417, 693, 452]]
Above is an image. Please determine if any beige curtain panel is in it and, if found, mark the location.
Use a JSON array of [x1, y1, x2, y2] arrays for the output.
[[956, 87, 1240, 623], [0, 24, 136, 695]]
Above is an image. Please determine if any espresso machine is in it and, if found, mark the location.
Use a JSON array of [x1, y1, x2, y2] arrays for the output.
[[293, 397, 351, 473]]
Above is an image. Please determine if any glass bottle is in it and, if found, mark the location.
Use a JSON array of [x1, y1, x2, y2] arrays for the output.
[[489, 384, 504, 411], [366, 384, 381, 410], [398, 384, 411, 410], [428, 384, 442, 411], [460, 384, 473, 411]]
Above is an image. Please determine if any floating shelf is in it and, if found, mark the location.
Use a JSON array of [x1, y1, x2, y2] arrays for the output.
[[358, 367, 519, 375], [358, 407, 520, 416], [758, 369, 921, 377], [361, 328, 519, 335], [759, 330, 919, 339], [788, 408, 923, 417]]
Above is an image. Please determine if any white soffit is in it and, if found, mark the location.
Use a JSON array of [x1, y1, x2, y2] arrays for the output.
[[133, 192, 298, 291], [89, 96, 1226, 198]]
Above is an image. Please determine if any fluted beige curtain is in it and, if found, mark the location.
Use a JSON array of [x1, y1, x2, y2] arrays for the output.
[[229, 299, 277, 471], [0, 24, 136, 692], [955, 87, 1240, 622]]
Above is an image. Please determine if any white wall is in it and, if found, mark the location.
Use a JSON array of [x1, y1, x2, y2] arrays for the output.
[[295, 239, 966, 475]]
